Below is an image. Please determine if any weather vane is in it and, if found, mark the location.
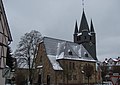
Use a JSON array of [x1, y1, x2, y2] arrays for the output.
[[82, 0, 84, 10]]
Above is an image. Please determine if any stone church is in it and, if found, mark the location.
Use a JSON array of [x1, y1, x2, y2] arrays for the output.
[[33, 10, 101, 85]]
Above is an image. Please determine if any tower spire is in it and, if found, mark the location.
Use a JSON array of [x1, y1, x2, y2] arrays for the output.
[[90, 19, 95, 33], [79, 10, 89, 33], [73, 0, 97, 60], [74, 20, 78, 34]]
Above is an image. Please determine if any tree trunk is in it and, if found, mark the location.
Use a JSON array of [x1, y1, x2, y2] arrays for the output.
[[88, 77, 89, 85]]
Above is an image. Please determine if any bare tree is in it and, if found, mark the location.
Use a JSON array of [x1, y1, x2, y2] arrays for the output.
[[83, 63, 94, 85], [14, 30, 42, 84]]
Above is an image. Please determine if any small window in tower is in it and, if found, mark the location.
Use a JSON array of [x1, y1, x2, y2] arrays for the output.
[[79, 36, 81, 40], [90, 36, 92, 40], [84, 36, 86, 39], [77, 37, 79, 41]]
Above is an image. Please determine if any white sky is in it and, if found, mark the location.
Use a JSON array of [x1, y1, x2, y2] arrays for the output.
[[3, 0, 120, 61]]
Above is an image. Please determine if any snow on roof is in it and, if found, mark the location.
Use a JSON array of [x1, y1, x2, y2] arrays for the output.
[[113, 58, 118, 62], [104, 60, 108, 64], [88, 33, 92, 36], [77, 33, 82, 36], [43, 37, 96, 70], [47, 55, 63, 70]]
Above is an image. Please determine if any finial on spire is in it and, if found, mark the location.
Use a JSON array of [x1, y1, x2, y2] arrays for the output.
[[82, 0, 84, 10]]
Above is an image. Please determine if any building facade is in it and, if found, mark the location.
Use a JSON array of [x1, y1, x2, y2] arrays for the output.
[[14, 10, 99, 84], [33, 37, 97, 85], [0, 0, 12, 84], [31, 10, 99, 85]]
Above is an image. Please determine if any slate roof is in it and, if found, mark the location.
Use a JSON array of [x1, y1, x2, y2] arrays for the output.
[[79, 10, 89, 32], [43, 37, 96, 70]]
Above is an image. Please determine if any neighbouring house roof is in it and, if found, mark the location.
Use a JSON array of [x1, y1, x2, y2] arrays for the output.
[[102, 57, 120, 66], [112, 58, 118, 62], [43, 37, 96, 71]]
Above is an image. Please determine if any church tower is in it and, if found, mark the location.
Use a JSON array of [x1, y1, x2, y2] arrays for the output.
[[73, 10, 97, 60]]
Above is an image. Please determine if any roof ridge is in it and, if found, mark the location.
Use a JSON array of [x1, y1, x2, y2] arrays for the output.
[[43, 36, 77, 44]]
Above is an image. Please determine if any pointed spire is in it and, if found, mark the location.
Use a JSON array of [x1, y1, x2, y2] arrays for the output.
[[74, 20, 78, 34], [79, 10, 89, 33], [90, 19, 95, 33]]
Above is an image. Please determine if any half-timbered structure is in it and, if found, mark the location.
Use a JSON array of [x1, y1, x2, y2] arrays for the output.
[[0, 0, 12, 84]]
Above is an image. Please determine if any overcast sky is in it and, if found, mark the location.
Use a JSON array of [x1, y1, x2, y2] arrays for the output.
[[3, 0, 120, 61]]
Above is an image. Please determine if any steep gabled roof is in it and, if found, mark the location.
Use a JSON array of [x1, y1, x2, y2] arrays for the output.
[[43, 37, 96, 70]]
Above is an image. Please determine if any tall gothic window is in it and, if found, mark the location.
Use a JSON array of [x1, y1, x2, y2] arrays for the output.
[[69, 62, 72, 70]]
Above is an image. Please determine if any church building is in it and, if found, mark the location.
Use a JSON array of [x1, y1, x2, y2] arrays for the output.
[[32, 10, 100, 85]]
